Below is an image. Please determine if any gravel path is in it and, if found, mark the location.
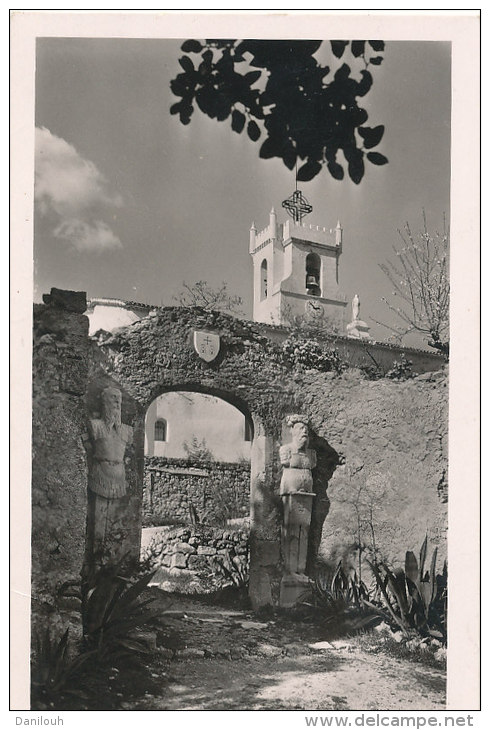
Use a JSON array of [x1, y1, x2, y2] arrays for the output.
[[124, 590, 446, 711]]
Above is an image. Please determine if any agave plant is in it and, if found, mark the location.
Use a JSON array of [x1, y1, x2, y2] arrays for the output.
[[82, 564, 158, 662], [31, 628, 95, 705], [210, 553, 249, 592], [367, 536, 447, 642], [303, 561, 380, 635]]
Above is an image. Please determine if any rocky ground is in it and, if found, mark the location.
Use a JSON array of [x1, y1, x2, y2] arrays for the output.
[[114, 589, 446, 712]]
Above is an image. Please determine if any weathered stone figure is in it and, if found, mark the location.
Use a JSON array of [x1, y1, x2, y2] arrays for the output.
[[279, 415, 317, 607], [279, 415, 317, 495], [87, 387, 133, 499], [83, 386, 133, 564]]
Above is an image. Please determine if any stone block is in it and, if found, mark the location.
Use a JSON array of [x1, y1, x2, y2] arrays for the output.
[[43, 288, 87, 313], [232, 555, 247, 568], [176, 648, 206, 659], [174, 542, 196, 554], [197, 546, 217, 556], [171, 552, 188, 569], [256, 643, 283, 658]]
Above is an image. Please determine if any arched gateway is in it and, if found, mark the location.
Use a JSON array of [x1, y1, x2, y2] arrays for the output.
[[86, 306, 306, 608], [32, 291, 446, 619]]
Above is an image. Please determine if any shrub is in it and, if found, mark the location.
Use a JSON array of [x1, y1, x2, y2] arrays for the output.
[[385, 354, 414, 380], [281, 335, 346, 373], [303, 561, 381, 635], [82, 564, 159, 662], [366, 537, 447, 643], [31, 628, 95, 707]]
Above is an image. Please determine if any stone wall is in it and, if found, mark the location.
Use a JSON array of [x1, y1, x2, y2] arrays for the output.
[[143, 457, 250, 525], [31, 290, 90, 633], [31, 295, 448, 615], [141, 524, 249, 593], [98, 306, 448, 601], [302, 367, 448, 572]]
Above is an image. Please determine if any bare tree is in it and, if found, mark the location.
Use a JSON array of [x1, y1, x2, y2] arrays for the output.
[[174, 280, 244, 316], [374, 212, 449, 356]]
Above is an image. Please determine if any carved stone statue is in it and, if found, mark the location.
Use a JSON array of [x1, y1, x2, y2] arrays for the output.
[[352, 294, 360, 322], [279, 415, 317, 495], [85, 386, 133, 499], [83, 386, 133, 568], [279, 415, 317, 607], [346, 293, 372, 340]]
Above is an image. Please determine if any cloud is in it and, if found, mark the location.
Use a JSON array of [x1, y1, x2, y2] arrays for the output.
[[35, 126, 123, 252], [53, 218, 122, 253]]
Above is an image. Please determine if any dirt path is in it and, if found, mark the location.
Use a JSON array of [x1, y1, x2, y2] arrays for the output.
[[124, 591, 446, 711]]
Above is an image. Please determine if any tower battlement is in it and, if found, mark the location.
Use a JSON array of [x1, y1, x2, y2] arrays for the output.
[[250, 207, 346, 327], [250, 216, 342, 254]]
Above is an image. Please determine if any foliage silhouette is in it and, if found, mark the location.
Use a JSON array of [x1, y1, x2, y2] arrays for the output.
[[170, 40, 388, 184]]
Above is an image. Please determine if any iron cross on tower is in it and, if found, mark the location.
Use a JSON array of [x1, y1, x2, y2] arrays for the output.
[[281, 166, 313, 223]]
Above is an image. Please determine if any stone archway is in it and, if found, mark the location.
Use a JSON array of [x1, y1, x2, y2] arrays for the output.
[[83, 307, 345, 609], [140, 382, 278, 608], [84, 375, 281, 609]]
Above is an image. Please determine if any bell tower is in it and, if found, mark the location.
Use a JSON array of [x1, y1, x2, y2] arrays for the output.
[[250, 189, 347, 328]]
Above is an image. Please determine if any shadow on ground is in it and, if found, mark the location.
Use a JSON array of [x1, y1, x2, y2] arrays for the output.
[[121, 590, 446, 712]]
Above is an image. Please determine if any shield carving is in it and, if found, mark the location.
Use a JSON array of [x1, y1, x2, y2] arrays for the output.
[[193, 330, 220, 362]]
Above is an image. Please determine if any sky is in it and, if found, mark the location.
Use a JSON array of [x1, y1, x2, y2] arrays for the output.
[[33, 37, 451, 345]]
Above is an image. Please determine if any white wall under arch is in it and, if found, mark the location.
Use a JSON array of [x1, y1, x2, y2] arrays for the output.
[[145, 391, 252, 462]]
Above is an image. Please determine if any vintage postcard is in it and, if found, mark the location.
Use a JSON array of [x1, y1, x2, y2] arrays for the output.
[[10, 10, 480, 722]]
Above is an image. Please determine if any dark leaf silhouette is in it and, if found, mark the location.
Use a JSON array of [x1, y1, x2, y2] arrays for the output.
[[327, 159, 345, 180], [282, 145, 297, 170], [330, 40, 349, 58], [231, 109, 246, 133], [297, 160, 322, 181], [359, 125, 385, 149], [247, 120, 261, 141], [347, 149, 365, 184], [366, 151, 388, 165], [259, 136, 282, 159], [351, 40, 366, 58], [170, 39, 387, 183], [368, 40, 385, 52], [181, 39, 203, 54], [179, 55, 195, 73], [357, 70, 373, 97]]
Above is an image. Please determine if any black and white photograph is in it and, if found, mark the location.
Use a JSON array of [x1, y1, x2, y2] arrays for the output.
[[10, 10, 480, 719]]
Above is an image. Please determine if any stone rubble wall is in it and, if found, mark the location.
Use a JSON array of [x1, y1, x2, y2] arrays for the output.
[[31, 296, 448, 617], [142, 524, 249, 593], [143, 457, 250, 525], [31, 292, 90, 636]]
